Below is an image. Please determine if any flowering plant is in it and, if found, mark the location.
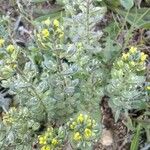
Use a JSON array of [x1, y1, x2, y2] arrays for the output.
[[107, 46, 148, 120], [67, 113, 99, 148], [38, 127, 65, 150], [0, 0, 104, 149], [0, 0, 149, 149], [1, 107, 40, 149]]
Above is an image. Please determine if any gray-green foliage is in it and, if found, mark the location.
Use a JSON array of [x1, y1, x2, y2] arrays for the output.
[[107, 50, 147, 121], [0, 2, 107, 145], [0, 0, 106, 127], [0, 107, 39, 150], [60, 0, 107, 119], [0, 0, 149, 149], [120, 0, 134, 10]]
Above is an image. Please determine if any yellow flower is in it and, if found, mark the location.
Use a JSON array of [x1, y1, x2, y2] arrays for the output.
[[56, 28, 64, 39], [53, 19, 59, 27], [140, 52, 147, 62], [0, 38, 5, 47], [139, 61, 144, 65], [77, 114, 84, 123], [70, 124, 74, 129], [122, 53, 129, 60], [11, 107, 17, 111], [84, 128, 92, 138], [47, 127, 53, 132], [43, 18, 51, 26], [87, 119, 92, 127], [73, 132, 82, 141], [6, 44, 15, 53], [117, 60, 124, 67], [3, 115, 14, 125], [129, 47, 137, 54], [70, 121, 77, 129], [41, 29, 49, 38], [10, 63, 17, 69], [59, 33, 64, 39], [41, 145, 51, 150], [77, 42, 83, 49], [39, 136, 47, 145], [37, 33, 41, 39], [146, 86, 150, 90], [130, 61, 135, 66], [46, 132, 52, 137], [52, 138, 58, 145], [92, 120, 96, 126]]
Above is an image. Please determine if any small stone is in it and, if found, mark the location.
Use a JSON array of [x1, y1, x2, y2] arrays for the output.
[[101, 129, 113, 146]]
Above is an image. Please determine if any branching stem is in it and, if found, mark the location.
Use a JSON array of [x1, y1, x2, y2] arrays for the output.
[[15, 67, 47, 118]]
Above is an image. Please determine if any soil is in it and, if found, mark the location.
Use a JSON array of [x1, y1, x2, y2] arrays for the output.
[[93, 96, 130, 150]]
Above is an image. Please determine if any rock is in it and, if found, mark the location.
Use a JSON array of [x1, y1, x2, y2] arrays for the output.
[[101, 129, 113, 146]]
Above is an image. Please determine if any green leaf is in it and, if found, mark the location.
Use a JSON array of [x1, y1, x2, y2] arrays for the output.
[[120, 0, 134, 10], [104, 21, 120, 39], [31, 0, 47, 3], [102, 37, 120, 62], [130, 124, 141, 150], [35, 11, 65, 22], [117, 8, 150, 29], [115, 109, 121, 122], [103, 0, 120, 8]]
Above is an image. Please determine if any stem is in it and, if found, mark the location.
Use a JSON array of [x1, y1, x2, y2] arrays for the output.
[[15, 67, 47, 118], [16, 0, 34, 26], [132, 118, 150, 124], [86, 0, 90, 43], [0, 127, 12, 149], [52, 38, 67, 100]]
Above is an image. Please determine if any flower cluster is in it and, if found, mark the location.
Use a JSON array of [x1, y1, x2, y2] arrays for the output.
[[120, 46, 148, 71], [146, 86, 150, 90], [2, 107, 40, 147], [53, 19, 64, 39], [1, 43, 17, 77], [145, 82, 150, 92], [41, 29, 50, 38], [108, 46, 148, 113], [0, 37, 15, 54], [38, 127, 65, 150], [6, 44, 15, 54], [68, 114, 97, 143], [37, 19, 64, 47], [112, 47, 148, 79], [2, 107, 39, 130], [42, 18, 51, 26], [2, 107, 17, 126]]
